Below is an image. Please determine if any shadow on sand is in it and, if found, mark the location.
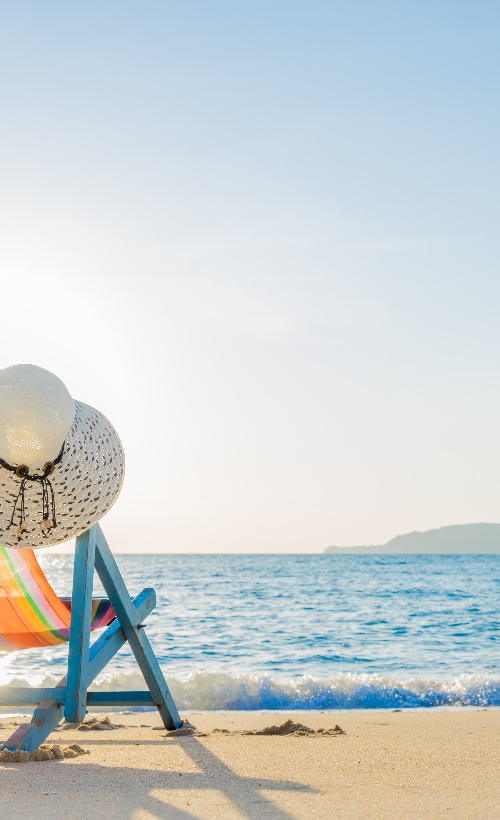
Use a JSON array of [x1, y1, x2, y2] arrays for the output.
[[1, 735, 317, 818]]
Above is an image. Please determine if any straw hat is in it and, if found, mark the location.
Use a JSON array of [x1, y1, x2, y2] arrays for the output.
[[0, 364, 124, 549]]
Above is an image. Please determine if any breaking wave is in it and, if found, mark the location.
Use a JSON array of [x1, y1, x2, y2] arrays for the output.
[[5, 671, 500, 712]]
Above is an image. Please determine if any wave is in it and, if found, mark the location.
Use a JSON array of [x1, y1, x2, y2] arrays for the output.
[[4, 671, 500, 711]]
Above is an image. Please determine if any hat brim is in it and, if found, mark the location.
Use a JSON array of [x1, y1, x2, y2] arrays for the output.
[[0, 401, 124, 549]]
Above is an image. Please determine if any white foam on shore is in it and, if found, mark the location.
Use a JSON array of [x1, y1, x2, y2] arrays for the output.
[[3, 670, 500, 712]]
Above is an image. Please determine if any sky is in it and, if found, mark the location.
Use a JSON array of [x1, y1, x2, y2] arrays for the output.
[[0, 2, 499, 553]]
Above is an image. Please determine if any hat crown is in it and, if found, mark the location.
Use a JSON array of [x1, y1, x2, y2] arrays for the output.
[[0, 365, 75, 469]]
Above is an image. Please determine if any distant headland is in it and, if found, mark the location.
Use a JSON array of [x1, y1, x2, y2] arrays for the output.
[[324, 523, 500, 554]]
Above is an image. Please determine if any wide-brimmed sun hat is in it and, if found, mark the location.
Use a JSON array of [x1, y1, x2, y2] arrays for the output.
[[0, 364, 124, 549]]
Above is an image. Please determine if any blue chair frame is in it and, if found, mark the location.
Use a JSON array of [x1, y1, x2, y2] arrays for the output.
[[0, 523, 181, 752]]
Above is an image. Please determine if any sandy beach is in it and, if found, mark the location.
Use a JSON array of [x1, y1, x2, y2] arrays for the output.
[[1, 709, 499, 818]]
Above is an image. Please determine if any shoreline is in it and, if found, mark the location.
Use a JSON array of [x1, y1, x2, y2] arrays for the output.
[[4, 704, 500, 719], [2, 709, 500, 817]]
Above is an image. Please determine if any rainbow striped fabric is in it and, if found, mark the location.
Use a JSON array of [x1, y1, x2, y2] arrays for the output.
[[0, 546, 115, 652]]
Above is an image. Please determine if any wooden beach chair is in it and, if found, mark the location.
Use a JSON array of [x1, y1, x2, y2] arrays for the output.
[[0, 523, 181, 752]]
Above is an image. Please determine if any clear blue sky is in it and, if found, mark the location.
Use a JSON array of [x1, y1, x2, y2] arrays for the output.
[[1, 2, 499, 551]]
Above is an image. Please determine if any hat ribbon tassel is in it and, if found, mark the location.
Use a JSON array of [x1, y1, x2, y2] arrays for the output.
[[7, 470, 57, 540], [0, 445, 64, 540]]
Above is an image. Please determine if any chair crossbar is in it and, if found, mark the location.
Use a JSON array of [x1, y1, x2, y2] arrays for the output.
[[0, 689, 157, 707]]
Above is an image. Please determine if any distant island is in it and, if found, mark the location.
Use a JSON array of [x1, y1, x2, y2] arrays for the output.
[[324, 523, 500, 554]]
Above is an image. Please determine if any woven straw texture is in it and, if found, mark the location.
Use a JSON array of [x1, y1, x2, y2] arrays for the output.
[[0, 401, 124, 550]]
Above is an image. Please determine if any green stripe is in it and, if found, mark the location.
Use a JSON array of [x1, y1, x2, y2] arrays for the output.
[[1, 547, 67, 640]]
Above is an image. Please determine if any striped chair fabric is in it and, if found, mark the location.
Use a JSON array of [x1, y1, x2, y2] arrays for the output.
[[0, 546, 115, 652]]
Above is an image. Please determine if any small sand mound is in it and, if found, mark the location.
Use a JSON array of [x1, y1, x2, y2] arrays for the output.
[[62, 716, 123, 731], [0, 743, 89, 762], [214, 719, 345, 737], [164, 721, 207, 737], [162, 719, 345, 738], [249, 719, 345, 736]]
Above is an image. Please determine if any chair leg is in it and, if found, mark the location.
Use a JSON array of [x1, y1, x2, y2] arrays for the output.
[[0, 682, 66, 754], [64, 528, 96, 723], [94, 526, 181, 730]]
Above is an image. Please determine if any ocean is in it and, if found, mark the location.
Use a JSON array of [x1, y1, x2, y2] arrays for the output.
[[2, 552, 500, 711]]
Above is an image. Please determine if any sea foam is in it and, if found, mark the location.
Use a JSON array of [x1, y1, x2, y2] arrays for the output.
[[3, 671, 500, 712]]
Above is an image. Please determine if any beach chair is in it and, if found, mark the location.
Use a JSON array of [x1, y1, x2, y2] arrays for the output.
[[0, 523, 182, 752]]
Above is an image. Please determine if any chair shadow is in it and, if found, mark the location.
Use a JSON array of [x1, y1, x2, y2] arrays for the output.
[[1, 735, 317, 819]]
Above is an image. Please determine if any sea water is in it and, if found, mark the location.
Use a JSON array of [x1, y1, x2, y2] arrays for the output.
[[2, 553, 500, 710]]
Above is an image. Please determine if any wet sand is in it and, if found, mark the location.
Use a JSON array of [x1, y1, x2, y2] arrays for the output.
[[2, 709, 500, 818]]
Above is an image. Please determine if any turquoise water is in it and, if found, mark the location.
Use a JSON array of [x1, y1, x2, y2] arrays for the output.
[[2, 553, 500, 709]]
